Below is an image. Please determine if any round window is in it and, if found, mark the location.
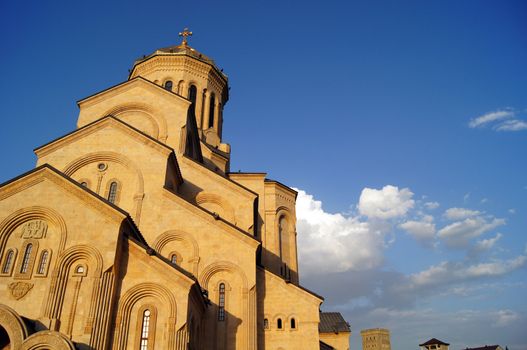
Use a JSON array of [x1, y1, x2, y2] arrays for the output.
[[97, 163, 107, 171]]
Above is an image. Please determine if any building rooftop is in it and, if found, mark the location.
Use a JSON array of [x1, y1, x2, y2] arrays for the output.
[[464, 346, 501, 350], [320, 341, 335, 350], [420, 338, 450, 346], [319, 312, 351, 333]]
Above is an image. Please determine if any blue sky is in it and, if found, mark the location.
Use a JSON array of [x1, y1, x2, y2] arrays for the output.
[[1, 1, 526, 349]]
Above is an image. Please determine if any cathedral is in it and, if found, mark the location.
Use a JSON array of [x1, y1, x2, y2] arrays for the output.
[[0, 30, 350, 350]]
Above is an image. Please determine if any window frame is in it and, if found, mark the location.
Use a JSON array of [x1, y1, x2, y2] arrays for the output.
[[105, 179, 122, 204], [218, 282, 226, 321], [1, 248, 17, 276], [35, 249, 52, 277], [135, 305, 157, 350], [14, 240, 38, 279], [164, 80, 173, 91]]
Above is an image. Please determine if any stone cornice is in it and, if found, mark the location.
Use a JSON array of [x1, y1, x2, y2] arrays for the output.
[[264, 180, 298, 199], [130, 54, 228, 90], [34, 116, 173, 159], [0, 165, 127, 224], [127, 238, 197, 287], [162, 188, 260, 250], [77, 76, 190, 109], [181, 156, 258, 199], [258, 266, 324, 304]]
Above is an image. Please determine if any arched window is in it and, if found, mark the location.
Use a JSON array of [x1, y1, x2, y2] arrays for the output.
[[140, 309, 151, 350], [108, 181, 118, 203], [2, 249, 14, 274], [80, 181, 88, 187], [188, 85, 197, 105], [37, 250, 49, 274], [278, 216, 286, 259], [277, 318, 283, 329], [208, 93, 215, 128], [263, 318, 269, 329], [218, 282, 225, 321], [20, 244, 32, 273], [290, 318, 296, 329], [170, 254, 178, 265], [164, 80, 173, 91]]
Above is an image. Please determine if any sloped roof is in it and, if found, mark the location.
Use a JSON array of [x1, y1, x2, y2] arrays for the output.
[[420, 338, 450, 346], [464, 346, 501, 350], [320, 341, 336, 350], [319, 312, 351, 333]]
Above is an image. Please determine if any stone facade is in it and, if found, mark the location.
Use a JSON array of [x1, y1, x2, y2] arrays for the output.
[[0, 37, 350, 349], [361, 328, 391, 350]]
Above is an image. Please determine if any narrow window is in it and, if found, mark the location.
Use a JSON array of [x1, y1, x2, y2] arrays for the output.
[[263, 318, 269, 329], [37, 250, 49, 274], [2, 250, 14, 273], [140, 309, 151, 350], [277, 318, 283, 329], [164, 80, 173, 91], [188, 85, 197, 105], [218, 282, 225, 321], [108, 181, 118, 203], [20, 244, 33, 273], [208, 93, 215, 128], [290, 318, 296, 329], [170, 254, 178, 265], [188, 85, 197, 115], [278, 216, 286, 260]]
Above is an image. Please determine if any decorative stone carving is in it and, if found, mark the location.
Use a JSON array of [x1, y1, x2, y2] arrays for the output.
[[8, 282, 34, 300], [19, 220, 48, 239]]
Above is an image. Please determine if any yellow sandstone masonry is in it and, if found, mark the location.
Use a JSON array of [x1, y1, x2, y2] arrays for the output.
[[0, 33, 350, 349]]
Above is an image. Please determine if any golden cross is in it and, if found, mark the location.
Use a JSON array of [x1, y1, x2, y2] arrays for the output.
[[179, 28, 193, 45]]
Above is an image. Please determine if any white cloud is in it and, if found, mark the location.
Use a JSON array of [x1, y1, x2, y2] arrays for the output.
[[399, 215, 436, 242], [469, 108, 527, 132], [296, 189, 387, 275], [438, 216, 505, 248], [408, 255, 527, 289], [508, 208, 516, 214], [495, 119, 527, 131], [469, 109, 514, 128], [494, 310, 521, 327], [424, 201, 440, 210], [444, 207, 481, 220], [474, 233, 502, 251], [358, 185, 415, 220]]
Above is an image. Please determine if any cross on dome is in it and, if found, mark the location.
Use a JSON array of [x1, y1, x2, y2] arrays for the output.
[[179, 28, 193, 46]]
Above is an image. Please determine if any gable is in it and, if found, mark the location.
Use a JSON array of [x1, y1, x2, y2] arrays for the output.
[[0, 166, 134, 287], [33, 118, 184, 220], [77, 77, 191, 147]]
